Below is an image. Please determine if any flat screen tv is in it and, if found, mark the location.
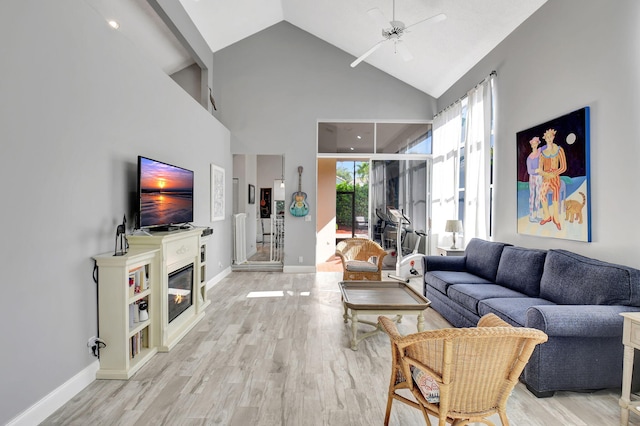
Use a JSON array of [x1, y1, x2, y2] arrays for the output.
[[137, 156, 194, 230]]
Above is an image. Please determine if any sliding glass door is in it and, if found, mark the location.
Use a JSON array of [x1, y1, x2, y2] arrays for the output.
[[371, 158, 431, 253], [336, 160, 369, 241]]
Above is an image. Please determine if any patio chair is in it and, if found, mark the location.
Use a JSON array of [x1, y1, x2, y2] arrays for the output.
[[378, 313, 548, 426], [335, 238, 387, 281]]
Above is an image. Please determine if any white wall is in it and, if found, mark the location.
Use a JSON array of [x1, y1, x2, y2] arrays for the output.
[[437, 0, 640, 268], [212, 21, 437, 268], [232, 154, 258, 258], [0, 0, 231, 423], [317, 158, 338, 263]]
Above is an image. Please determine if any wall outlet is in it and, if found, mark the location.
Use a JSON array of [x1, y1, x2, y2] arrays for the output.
[[87, 336, 98, 349], [218, 262, 223, 269], [298, 256, 303, 263], [87, 336, 106, 357]]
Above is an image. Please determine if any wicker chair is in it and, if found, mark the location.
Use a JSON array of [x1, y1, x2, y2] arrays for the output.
[[378, 313, 548, 426], [335, 238, 387, 281]]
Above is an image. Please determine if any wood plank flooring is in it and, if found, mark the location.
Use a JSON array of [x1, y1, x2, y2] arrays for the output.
[[43, 272, 639, 425]]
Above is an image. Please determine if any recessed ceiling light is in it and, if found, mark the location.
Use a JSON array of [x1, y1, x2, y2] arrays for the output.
[[357, 135, 362, 139], [350, 147, 355, 151], [108, 20, 120, 30]]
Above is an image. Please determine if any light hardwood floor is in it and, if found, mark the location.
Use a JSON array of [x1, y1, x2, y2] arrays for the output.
[[44, 272, 638, 425]]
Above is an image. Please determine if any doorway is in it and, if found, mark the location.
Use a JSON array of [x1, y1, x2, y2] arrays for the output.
[[336, 160, 369, 241], [231, 154, 285, 271], [316, 121, 433, 268]]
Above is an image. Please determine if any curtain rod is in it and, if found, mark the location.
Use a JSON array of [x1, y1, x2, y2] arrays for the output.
[[433, 70, 497, 119]]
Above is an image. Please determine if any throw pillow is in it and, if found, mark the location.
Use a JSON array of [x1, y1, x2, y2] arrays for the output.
[[411, 366, 440, 403]]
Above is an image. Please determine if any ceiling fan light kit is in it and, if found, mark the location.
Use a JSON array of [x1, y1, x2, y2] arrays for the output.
[[351, 0, 445, 68]]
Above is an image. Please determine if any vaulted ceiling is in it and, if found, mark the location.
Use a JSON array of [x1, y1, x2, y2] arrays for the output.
[[86, 0, 547, 98]]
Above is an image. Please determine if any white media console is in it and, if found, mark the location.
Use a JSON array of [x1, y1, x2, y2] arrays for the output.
[[93, 228, 209, 379]]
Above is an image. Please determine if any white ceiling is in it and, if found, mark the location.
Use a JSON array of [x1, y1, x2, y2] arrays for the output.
[[88, 0, 547, 98]]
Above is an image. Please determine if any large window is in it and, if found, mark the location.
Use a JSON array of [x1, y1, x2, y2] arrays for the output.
[[318, 122, 432, 154], [318, 120, 433, 253], [436, 73, 496, 243]]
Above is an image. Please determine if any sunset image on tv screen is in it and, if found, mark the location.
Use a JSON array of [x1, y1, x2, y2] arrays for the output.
[[139, 157, 193, 227]]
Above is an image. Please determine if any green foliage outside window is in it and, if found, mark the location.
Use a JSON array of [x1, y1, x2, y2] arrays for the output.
[[336, 181, 368, 227]]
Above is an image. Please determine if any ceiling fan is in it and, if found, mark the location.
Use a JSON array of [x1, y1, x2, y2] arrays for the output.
[[350, 0, 446, 68]]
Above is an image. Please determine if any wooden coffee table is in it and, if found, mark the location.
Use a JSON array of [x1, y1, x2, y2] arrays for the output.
[[339, 281, 431, 350]]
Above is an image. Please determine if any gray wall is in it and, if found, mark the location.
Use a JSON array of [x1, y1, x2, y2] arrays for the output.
[[437, 0, 640, 268], [212, 21, 437, 268], [0, 0, 231, 423], [171, 63, 201, 104], [9, 0, 638, 422], [151, 0, 213, 110]]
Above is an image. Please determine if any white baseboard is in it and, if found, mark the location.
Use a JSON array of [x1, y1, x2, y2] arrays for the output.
[[207, 267, 231, 290], [283, 265, 316, 273], [7, 360, 99, 426], [8, 268, 232, 426]]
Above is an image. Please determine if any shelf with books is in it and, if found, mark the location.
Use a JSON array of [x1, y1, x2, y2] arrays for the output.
[[197, 236, 211, 312], [128, 264, 150, 297], [93, 249, 160, 380]]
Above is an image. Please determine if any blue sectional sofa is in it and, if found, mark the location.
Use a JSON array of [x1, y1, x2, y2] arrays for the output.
[[422, 238, 640, 397]]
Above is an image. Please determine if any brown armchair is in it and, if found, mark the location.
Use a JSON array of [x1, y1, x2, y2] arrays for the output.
[[335, 238, 387, 281], [378, 313, 548, 426]]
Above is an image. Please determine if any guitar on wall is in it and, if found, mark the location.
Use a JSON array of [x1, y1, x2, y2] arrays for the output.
[[289, 166, 309, 217]]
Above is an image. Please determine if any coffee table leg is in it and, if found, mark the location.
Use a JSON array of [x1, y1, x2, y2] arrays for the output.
[[351, 311, 359, 350], [417, 311, 425, 332], [343, 303, 348, 323]]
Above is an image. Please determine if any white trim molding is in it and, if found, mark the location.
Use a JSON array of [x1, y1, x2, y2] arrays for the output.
[[7, 361, 99, 426]]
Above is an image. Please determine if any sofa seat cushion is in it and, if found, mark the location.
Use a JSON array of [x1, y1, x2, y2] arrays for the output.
[[540, 249, 640, 305], [425, 271, 493, 295], [464, 238, 511, 282], [495, 246, 546, 297], [344, 260, 378, 272], [478, 297, 556, 327], [448, 284, 527, 315]]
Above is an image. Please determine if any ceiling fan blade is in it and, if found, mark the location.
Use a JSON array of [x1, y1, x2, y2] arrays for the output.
[[395, 40, 413, 62], [405, 13, 447, 30], [367, 8, 391, 29], [350, 39, 386, 68]]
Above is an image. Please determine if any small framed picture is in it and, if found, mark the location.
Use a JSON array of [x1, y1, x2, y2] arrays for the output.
[[210, 164, 225, 222], [248, 184, 255, 204]]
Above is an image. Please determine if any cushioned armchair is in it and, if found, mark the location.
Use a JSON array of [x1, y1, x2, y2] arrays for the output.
[[335, 238, 387, 281], [378, 313, 548, 426]]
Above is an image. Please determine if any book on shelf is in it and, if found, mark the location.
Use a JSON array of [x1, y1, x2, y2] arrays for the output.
[[133, 303, 140, 323], [129, 328, 147, 359], [128, 304, 135, 328], [130, 266, 143, 294], [128, 272, 135, 297], [143, 265, 150, 290], [140, 328, 147, 347]]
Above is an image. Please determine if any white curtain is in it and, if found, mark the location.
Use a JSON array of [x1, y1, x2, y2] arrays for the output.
[[432, 102, 462, 244], [463, 75, 494, 240]]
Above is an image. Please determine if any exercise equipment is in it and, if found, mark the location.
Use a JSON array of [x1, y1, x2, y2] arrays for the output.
[[386, 208, 427, 283]]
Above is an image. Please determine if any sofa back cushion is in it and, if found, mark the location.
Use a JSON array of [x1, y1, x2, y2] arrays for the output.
[[464, 238, 511, 282], [495, 246, 547, 297], [540, 249, 640, 306]]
